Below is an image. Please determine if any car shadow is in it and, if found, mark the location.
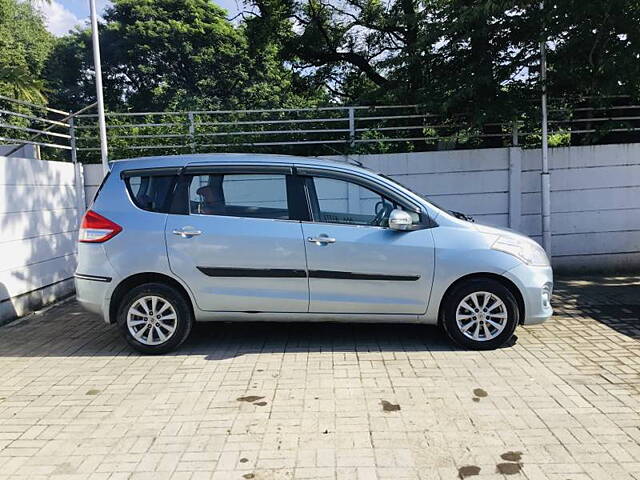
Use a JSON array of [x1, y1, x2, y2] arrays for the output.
[[188, 321, 517, 361], [2, 277, 637, 359], [0, 299, 518, 358]]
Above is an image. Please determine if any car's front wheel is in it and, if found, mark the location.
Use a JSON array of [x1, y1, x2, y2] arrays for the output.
[[117, 283, 193, 354], [442, 278, 519, 350]]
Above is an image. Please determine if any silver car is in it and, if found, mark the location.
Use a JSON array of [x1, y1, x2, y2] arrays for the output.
[[75, 154, 553, 354]]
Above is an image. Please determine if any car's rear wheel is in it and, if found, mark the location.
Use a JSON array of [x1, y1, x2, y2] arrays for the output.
[[117, 283, 192, 354], [442, 278, 519, 350]]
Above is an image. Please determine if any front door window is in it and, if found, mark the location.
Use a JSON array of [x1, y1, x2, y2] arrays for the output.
[[309, 176, 419, 227]]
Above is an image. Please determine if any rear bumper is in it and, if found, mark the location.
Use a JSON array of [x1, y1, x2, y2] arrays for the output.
[[75, 242, 118, 323], [75, 275, 111, 323], [503, 263, 553, 325]]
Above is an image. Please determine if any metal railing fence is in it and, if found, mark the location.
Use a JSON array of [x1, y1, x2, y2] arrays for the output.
[[3, 95, 640, 162], [72, 99, 640, 162], [0, 95, 74, 159]]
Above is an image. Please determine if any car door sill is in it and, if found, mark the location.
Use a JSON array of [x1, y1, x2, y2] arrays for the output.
[[195, 311, 423, 323]]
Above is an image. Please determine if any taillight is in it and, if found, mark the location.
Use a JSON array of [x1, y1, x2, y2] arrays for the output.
[[79, 210, 122, 243]]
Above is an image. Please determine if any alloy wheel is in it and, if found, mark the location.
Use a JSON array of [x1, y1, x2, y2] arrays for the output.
[[126, 295, 178, 346], [455, 291, 508, 341]]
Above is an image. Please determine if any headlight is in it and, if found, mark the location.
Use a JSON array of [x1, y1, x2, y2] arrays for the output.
[[492, 236, 550, 266]]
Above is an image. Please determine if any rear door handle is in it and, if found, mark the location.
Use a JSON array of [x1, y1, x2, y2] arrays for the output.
[[307, 235, 336, 245], [172, 228, 202, 238]]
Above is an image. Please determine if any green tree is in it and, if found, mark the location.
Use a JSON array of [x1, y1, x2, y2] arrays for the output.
[[241, 0, 542, 147], [546, 0, 640, 99], [45, 29, 94, 111], [45, 0, 327, 112], [243, 0, 541, 109], [0, 0, 53, 103], [241, 0, 328, 108], [40, 0, 640, 153], [245, 0, 640, 104], [101, 0, 247, 110]]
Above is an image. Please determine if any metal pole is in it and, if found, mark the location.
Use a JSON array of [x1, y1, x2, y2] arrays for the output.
[[89, 0, 109, 175], [540, 1, 551, 255], [348, 107, 355, 148], [188, 112, 195, 153], [69, 115, 88, 217], [69, 116, 77, 164]]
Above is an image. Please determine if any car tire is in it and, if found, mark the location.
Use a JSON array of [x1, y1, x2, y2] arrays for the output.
[[442, 278, 519, 350], [117, 283, 193, 354]]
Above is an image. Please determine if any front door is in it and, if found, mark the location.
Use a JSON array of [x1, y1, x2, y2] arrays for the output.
[[165, 165, 309, 312], [301, 173, 435, 314]]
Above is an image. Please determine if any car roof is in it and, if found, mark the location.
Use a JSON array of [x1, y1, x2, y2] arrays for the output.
[[107, 152, 443, 218], [109, 153, 365, 173]]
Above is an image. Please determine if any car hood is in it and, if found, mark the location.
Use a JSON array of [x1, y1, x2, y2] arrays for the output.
[[471, 222, 537, 244]]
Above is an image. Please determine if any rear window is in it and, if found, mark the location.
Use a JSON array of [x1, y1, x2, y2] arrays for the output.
[[124, 175, 176, 213]]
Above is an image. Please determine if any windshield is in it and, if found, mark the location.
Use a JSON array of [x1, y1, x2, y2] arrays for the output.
[[377, 173, 474, 221], [377, 173, 448, 212]]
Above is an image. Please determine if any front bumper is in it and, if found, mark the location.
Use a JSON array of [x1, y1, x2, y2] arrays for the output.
[[503, 263, 553, 325]]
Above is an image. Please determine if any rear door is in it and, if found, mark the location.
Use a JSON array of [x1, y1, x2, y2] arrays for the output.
[[165, 164, 310, 312]]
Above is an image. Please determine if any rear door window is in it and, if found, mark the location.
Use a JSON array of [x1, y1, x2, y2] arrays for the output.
[[188, 173, 291, 220], [125, 174, 176, 213]]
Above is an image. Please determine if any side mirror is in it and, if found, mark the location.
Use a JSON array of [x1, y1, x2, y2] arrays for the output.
[[388, 209, 413, 231]]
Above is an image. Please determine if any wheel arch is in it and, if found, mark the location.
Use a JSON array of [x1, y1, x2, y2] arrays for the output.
[[437, 272, 525, 326], [109, 272, 195, 324]]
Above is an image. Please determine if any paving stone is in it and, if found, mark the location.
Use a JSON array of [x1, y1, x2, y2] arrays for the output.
[[0, 276, 638, 479]]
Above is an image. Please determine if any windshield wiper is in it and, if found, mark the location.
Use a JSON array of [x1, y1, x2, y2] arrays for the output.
[[450, 210, 475, 222]]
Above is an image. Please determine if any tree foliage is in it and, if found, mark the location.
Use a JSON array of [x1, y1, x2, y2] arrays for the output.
[[42, 0, 640, 116], [0, 0, 53, 103], [546, 0, 640, 98], [241, 0, 640, 111], [45, 0, 328, 113]]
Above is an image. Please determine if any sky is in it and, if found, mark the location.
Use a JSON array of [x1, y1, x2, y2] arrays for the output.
[[40, 0, 243, 36]]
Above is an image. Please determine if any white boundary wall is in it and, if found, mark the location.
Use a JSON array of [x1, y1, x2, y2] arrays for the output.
[[0, 156, 84, 323], [88, 144, 640, 272], [83, 163, 104, 207], [520, 144, 640, 271], [0, 144, 640, 323], [1, 142, 637, 323], [329, 142, 640, 272], [327, 147, 513, 227]]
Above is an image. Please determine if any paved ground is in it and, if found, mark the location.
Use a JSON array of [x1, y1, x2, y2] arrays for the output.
[[0, 277, 639, 480]]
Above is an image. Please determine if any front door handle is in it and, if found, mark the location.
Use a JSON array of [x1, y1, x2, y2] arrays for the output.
[[172, 228, 202, 238], [307, 235, 336, 245]]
